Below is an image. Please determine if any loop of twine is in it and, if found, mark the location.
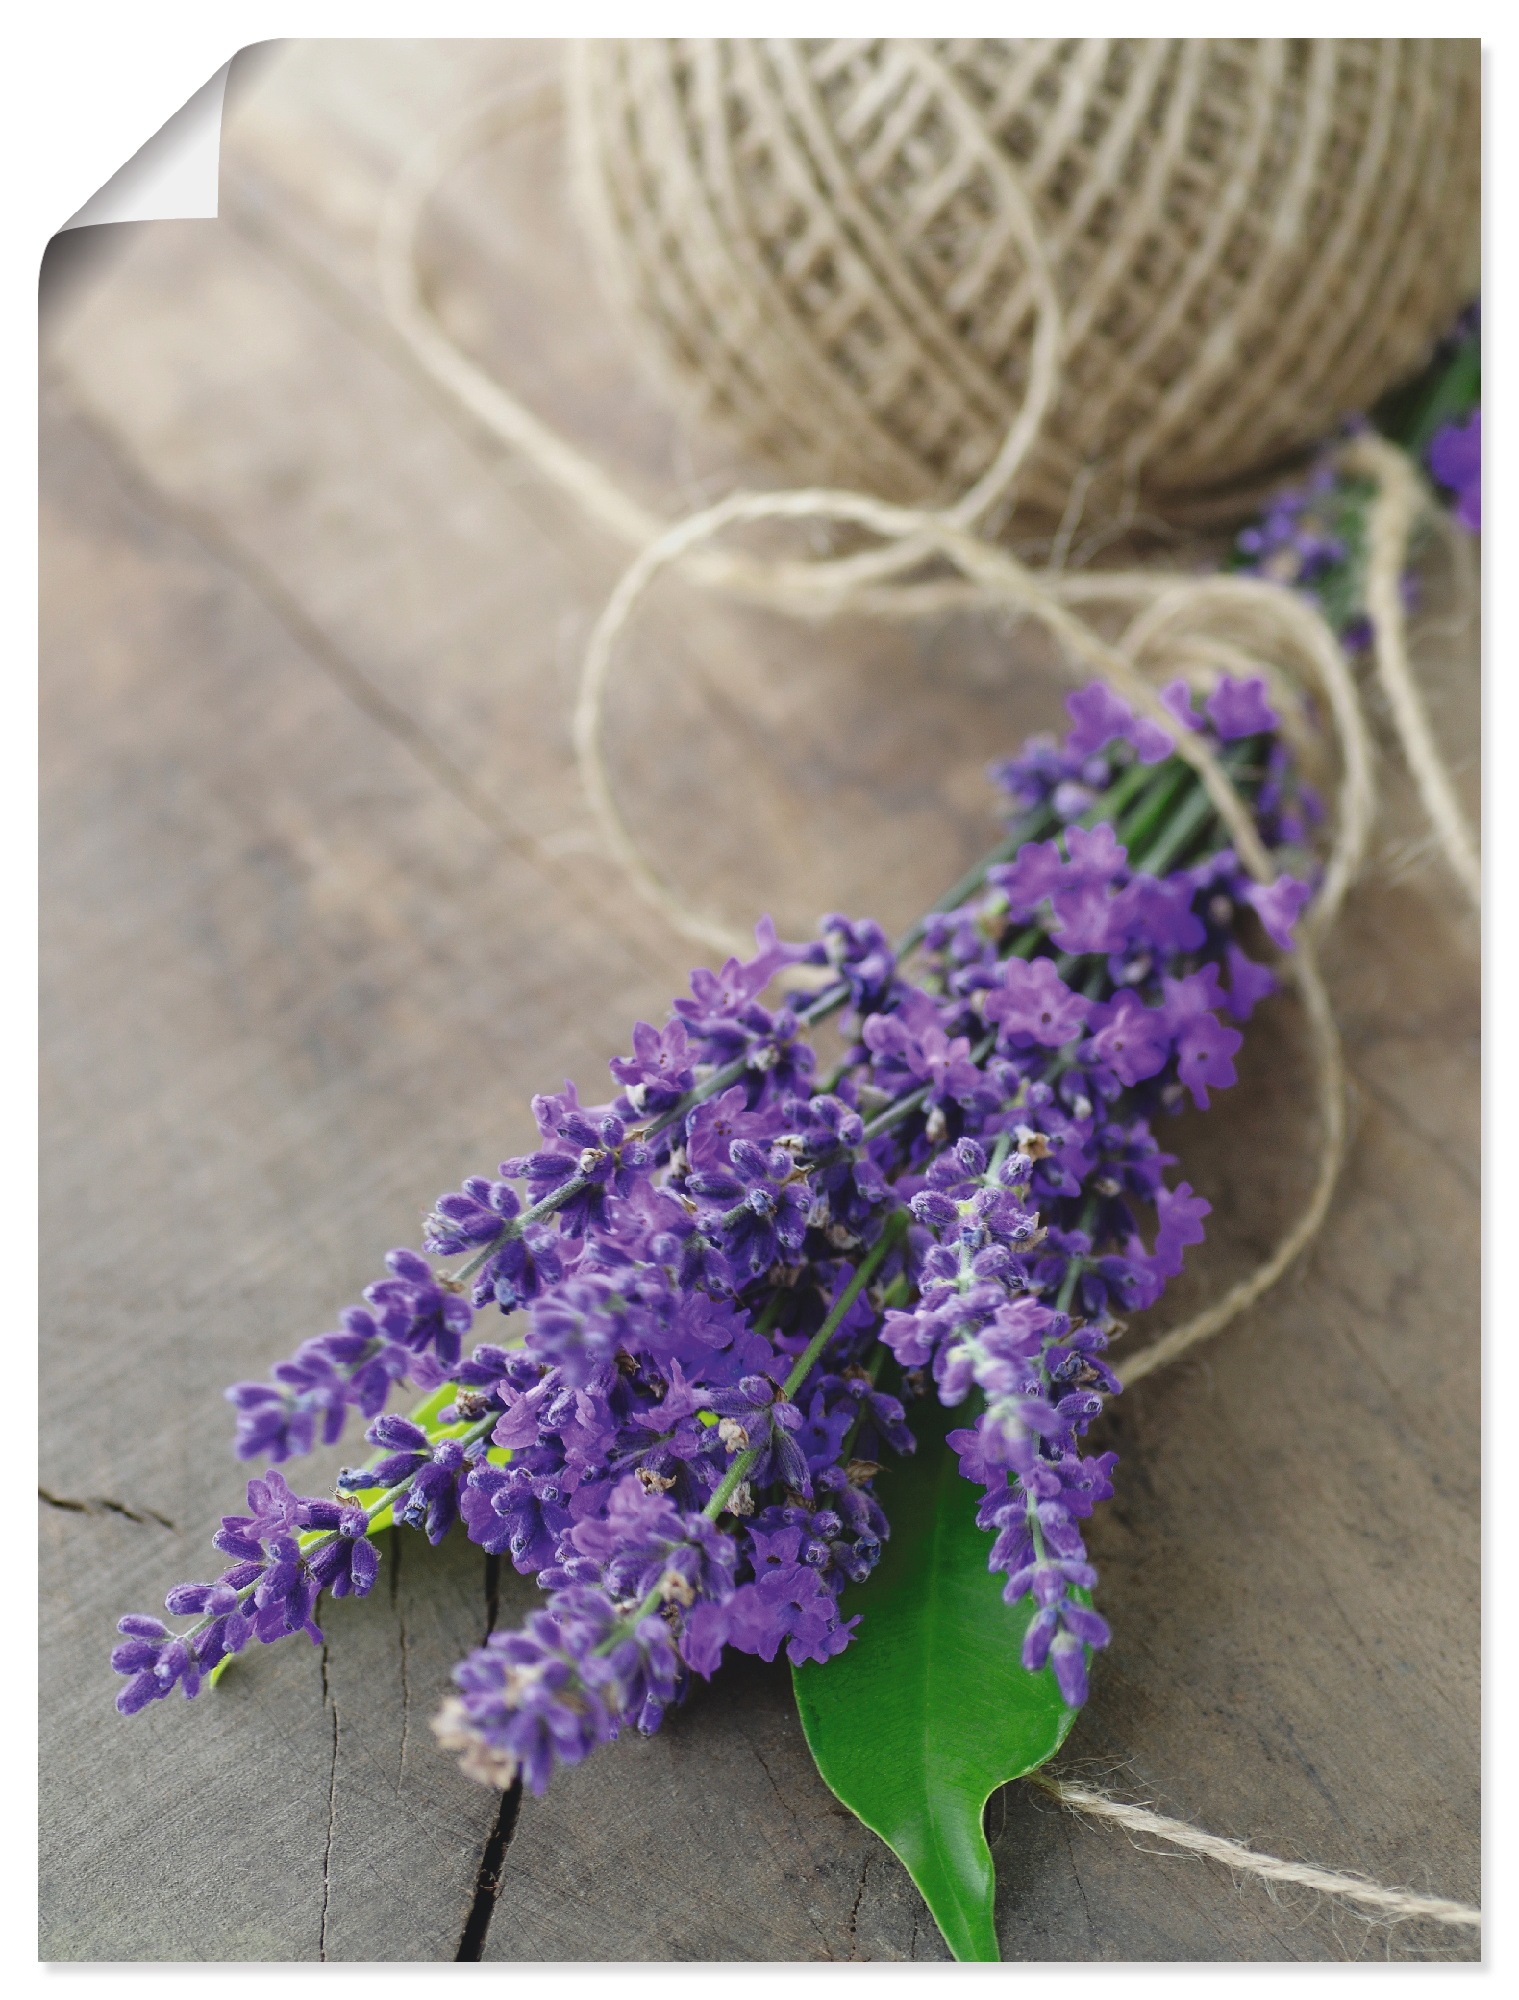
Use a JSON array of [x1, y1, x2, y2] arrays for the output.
[[377, 75, 1479, 1934]]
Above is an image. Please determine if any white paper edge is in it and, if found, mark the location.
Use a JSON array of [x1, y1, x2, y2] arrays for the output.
[[62, 58, 229, 231]]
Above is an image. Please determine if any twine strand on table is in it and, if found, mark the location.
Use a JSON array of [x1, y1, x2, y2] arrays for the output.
[[1346, 430, 1483, 908], [1030, 1777, 1481, 1930], [375, 79, 1479, 1938]]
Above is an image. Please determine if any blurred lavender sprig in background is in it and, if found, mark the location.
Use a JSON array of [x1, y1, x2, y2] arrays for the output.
[[1230, 301, 1479, 635]]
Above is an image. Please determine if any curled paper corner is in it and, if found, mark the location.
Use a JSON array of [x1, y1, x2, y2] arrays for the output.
[[62, 58, 230, 232]]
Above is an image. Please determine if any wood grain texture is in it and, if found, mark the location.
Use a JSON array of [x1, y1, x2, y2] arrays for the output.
[[40, 39, 1478, 1962]]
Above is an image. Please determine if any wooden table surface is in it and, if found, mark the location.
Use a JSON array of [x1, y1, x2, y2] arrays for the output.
[[39, 40, 1481, 1964]]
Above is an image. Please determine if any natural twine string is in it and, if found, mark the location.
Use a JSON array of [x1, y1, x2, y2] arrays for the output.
[[1346, 430, 1483, 909], [1028, 1777, 1481, 1930], [376, 82, 1479, 1937]]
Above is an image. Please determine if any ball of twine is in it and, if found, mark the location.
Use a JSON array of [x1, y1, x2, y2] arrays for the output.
[[568, 38, 1479, 536]]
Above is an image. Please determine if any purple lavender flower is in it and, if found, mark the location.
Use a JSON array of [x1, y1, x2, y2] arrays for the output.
[[303, 1505, 382, 1594], [671, 919, 818, 1097], [111, 1616, 215, 1714], [816, 913, 898, 1015], [783, 1092, 889, 1243], [215, 1468, 303, 1552], [459, 1459, 572, 1572], [1232, 462, 1348, 589], [1205, 675, 1278, 742], [525, 1271, 652, 1385], [511, 1107, 655, 1238], [1226, 341, 1481, 663], [225, 1327, 412, 1463], [423, 1174, 521, 1256], [989, 838, 1067, 915], [1244, 875, 1312, 952], [393, 1437, 472, 1544], [563, 1477, 737, 1609], [684, 1084, 784, 1173], [431, 1587, 662, 1793], [474, 1222, 565, 1315], [1428, 410, 1480, 532], [1224, 943, 1276, 1022], [608, 1019, 696, 1114], [984, 957, 1092, 1050], [862, 1006, 982, 1111], [365, 1248, 476, 1372], [701, 1374, 811, 1495], [1161, 972, 1244, 1110], [686, 1139, 811, 1282], [1063, 682, 1172, 765], [1087, 992, 1170, 1087], [725, 1565, 861, 1666], [1148, 1182, 1211, 1280], [1160, 680, 1202, 732]]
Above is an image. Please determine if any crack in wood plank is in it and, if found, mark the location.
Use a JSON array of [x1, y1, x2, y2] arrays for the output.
[[455, 1782, 523, 1959], [484, 1551, 501, 1642], [451, 1541, 523, 1961], [39, 1487, 176, 1531], [747, 1739, 837, 1959], [846, 1851, 868, 1957], [319, 1641, 338, 1962], [394, 1532, 412, 1788]]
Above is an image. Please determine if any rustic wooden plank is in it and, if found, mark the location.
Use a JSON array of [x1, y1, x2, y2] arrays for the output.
[[41, 36, 1478, 1964], [217, 39, 707, 520]]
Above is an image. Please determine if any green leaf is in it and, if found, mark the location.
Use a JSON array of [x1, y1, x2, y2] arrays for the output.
[[792, 1393, 1082, 1961]]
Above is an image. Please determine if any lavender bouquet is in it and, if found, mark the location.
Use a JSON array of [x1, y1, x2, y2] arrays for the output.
[[109, 321, 1478, 1963], [113, 664, 1319, 1957]]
